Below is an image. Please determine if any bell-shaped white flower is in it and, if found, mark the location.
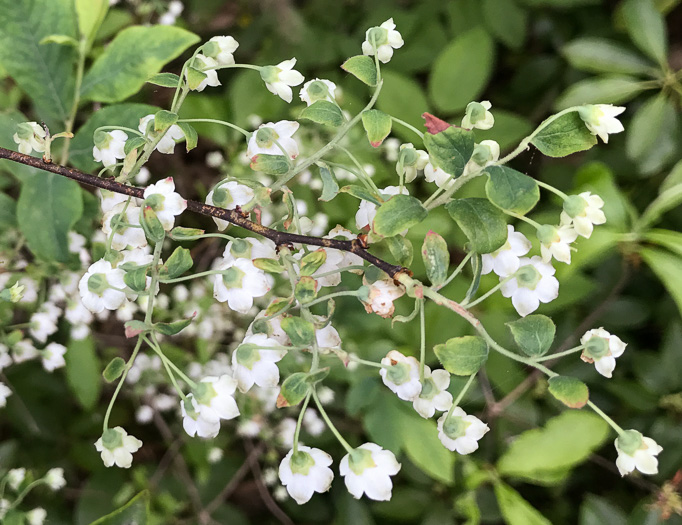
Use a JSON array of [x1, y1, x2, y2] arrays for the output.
[[42, 342, 67, 372], [247, 120, 300, 160], [578, 104, 625, 143], [206, 180, 255, 230], [224, 237, 278, 262], [232, 333, 286, 392], [103, 202, 147, 250], [424, 162, 454, 189], [278, 446, 334, 504], [260, 58, 305, 103], [461, 101, 494, 130], [537, 224, 578, 264], [13, 122, 46, 154], [29, 311, 58, 343], [580, 327, 627, 378], [361, 279, 405, 318], [340, 443, 401, 501], [26, 508, 47, 525], [470, 140, 500, 167], [437, 407, 489, 454], [212, 257, 272, 313], [94, 426, 143, 468], [138, 114, 185, 154], [44, 468, 66, 490], [0, 382, 11, 407], [300, 78, 337, 106], [143, 177, 187, 230], [561, 192, 606, 239], [481, 225, 532, 277], [315, 319, 341, 349], [396, 143, 429, 183], [325, 226, 364, 269], [500, 256, 559, 317], [7, 468, 26, 491], [380, 350, 422, 401], [11, 340, 38, 363], [614, 430, 662, 476], [78, 259, 128, 314], [355, 186, 408, 231], [361, 18, 404, 64], [413, 367, 453, 419], [187, 54, 221, 92], [181, 375, 240, 438], [206, 35, 239, 65], [93, 130, 128, 167]]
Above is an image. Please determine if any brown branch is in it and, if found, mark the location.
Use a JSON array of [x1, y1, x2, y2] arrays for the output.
[[0, 146, 404, 277]]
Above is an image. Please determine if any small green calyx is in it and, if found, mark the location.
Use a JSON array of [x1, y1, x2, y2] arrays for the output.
[[348, 448, 376, 475], [260, 65, 279, 84], [255, 127, 277, 148], [145, 193, 165, 211], [399, 147, 419, 167], [367, 27, 388, 47], [563, 195, 587, 218], [290, 450, 315, 475], [307, 80, 330, 102], [212, 187, 233, 208], [221, 266, 246, 289], [101, 428, 123, 450], [183, 397, 199, 419], [88, 273, 109, 294], [419, 377, 437, 400], [536, 224, 559, 245], [230, 238, 252, 259], [616, 429, 643, 455], [465, 102, 487, 125], [443, 414, 471, 439], [386, 361, 411, 386], [193, 382, 217, 405], [471, 142, 493, 165], [236, 343, 260, 369], [94, 130, 112, 149], [585, 336, 609, 358], [202, 41, 220, 58], [516, 265, 541, 289]]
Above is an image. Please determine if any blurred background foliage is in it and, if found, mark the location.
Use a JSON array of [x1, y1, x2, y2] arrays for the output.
[[0, 0, 682, 523]]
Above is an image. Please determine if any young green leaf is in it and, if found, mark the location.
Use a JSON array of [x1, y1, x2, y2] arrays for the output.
[[300, 250, 327, 276], [561, 37, 653, 76], [294, 276, 318, 304], [340, 185, 381, 205], [341, 55, 377, 86], [160, 247, 193, 279], [153, 110, 178, 132], [75, 0, 108, 44], [531, 112, 598, 158], [361, 109, 392, 147], [123, 267, 148, 293], [276, 373, 310, 408], [280, 316, 315, 347], [300, 100, 344, 127], [446, 198, 508, 254], [253, 258, 285, 273], [318, 163, 339, 202], [154, 317, 194, 336], [169, 226, 205, 240], [386, 235, 414, 267], [421, 231, 449, 287], [176, 122, 198, 152], [621, 0, 667, 66], [434, 336, 488, 376], [147, 72, 181, 88], [103, 357, 126, 383], [423, 126, 475, 178], [250, 154, 290, 175], [485, 166, 540, 215], [548, 376, 589, 408], [373, 195, 428, 238], [506, 315, 556, 357]]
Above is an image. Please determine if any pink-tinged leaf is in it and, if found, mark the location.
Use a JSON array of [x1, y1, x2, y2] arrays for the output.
[[422, 112, 452, 134]]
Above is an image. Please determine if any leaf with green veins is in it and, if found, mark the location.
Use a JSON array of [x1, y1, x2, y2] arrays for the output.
[[548, 376, 589, 408], [421, 231, 449, 286], [434, 336, 488, 376], [485, 166, 540, 215], [300, 100, 344, 127], [531, 112, 597, 157], [423, 126, 475, 178], [446, 198, 508, 254], [506, 315, 556, 357], [361, 109, 392, 147], [373, 195, 428, 238], [75, 0, 108, 44]]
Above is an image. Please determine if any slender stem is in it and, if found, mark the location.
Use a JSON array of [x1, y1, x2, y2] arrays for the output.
[[505, 210, 542, 230], [535, 179, 569, 201], [312, 389, 353, 453], [445, 372, 477, 419], [588, 400, 624, 435], [337, 145, 381, 195], [425, 171, 483, 210], [310, 264, 366, 279], [390, 116, 424, 139], [300, 290, 360, 309], [419, 299, 426, 382], [293, 392, 311, 454], [103, 336, 144, 432], [8, 479, 46, 510], [159, 269, 230, 284], [147, 334, 197, 389], [349, 356, 386, 369], [147, 336, 188, 399], [463, 274, 515, 309], [533, 344, 585, 362], [169, 232, 237, 243], [436, 252, 472, 291], [207, 63, 262, 72], [178, 118, 250, 138]]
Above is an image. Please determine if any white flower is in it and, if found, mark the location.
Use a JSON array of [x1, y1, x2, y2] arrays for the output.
[[138, 114, 185, 154], [143, 177, 187, 230], [26, 508, 47, 525], [537, 224, 578, 264], [93, 130, 128, 167], [78, 259, 128, 314], [42, 342, 67, 372], [247, 120, 300, 160], [232, 333, 285, 392], [29, 311, 58, 343], [0, 345, 12, 371], [315, 320, 341, 349], [355, 186, 408, 231], [299, 78, 337, 106], [13, 122, 46, 155], [361, 18, 404, 64], [7, 468, 26, 491], [325, 226, 364, 269], [206, 180, 255, 230], [207, 35, 239, 65], [578, 104, 625, 143], [99, 189, 138, 214], [212, 257, 272, 314], [561, 192, 606, 239], [181, 375, 240, 439], [380, 350, 422, 401], [260, 58, 305, 103], [424, 162, 453, 189], [580, 328, 627, 378], [615, 430, 662, 476], [470, 140, 500, 167], [396, 143, 429, 183], [500, 256, 559, 317], [44, 468, 66, 490], [94, 427, 143, 468], [11, 340, 38, 363], [279, 446, 334, 504], [413, 367, 453, 419], [340, 443, 401, 501], [481, 225, 532, 278], [187, 54, 221, 92], [437, 407, 489, 454], [362, 279, 405, 318], [461, 101, 495, 130], [102, 202, 147, 250]]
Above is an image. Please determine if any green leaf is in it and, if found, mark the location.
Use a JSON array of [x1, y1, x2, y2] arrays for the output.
[[555, 75, 647, 110], [75, 0, 108, 44], [40, 34, 79, 46], [184, 67, 206, 90], [318, 163, 339, 202], [372, 195, 428, 238], [0, 194, 17, 229], [300, 249, 327, 276], [361, 109, 392, 148], [375, 70, 430, 142], [0, 0, 77, 122], [561, 37, 653, 75], [626, 93, 670, 162], [123, 267, 148, 293], [340, 185, 381, 205], [423, 126, 475, 178], [65, 337, 102, 411], [252, 258, 285, 273], [140, 206, 165, 243], [294, 276, 318, 305], [17, 173, 83, 262], [429, 27, 495, 113], [643, 229, 682, 258], [280, 317, 315, 347], [446, 198, 508, 254], [421, 231, 449, 286], [154, 317, 193, 336], [621, 0, 668, 65], [80, 25, 199, 103], [153, 109, 178, 132], [250, 154, 289, 175], [386, 235, 414, 267], [434, 336, 488, 376], [176, 122, 198, 152], [482, 0, 527, 49], [169, 226, 204, 240], [341, 55, 377, 86], [265, 297, 292, 317], [90, 490, 149, 525], [485, 166, 540, 215], [493, 481, 552, 525], [637, 182, 682, 230], [402, 414, 455, 484], [531, 112, 598, 157], [147, 72, 181, 88], [276, 373, 310, 408], [160, 247, 193, 279], [124, 320, 148, 339], [123, 135, 147, 155], [548, 376, 589, 408], [639, 248, 682, 318], [497, 411, 610, 482], [299, 100, 344, 127], [103, 357, 126, 383], [506, 315, 556, 357]]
